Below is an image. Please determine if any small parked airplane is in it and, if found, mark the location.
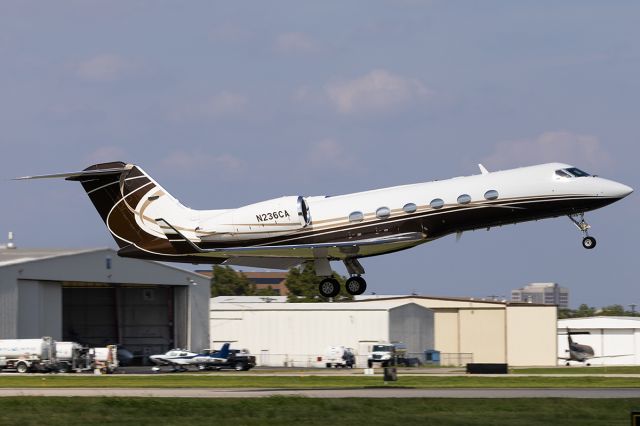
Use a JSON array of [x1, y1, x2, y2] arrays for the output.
[[17, 161, 632, 297], [150, 343, 230, 371], [558, 329, 595, 365], [149, 349, 198, 371], [559, 329, 631, 366]]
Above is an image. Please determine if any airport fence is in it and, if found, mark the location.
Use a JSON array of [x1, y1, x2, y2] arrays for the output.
[[255, 352, 473, 368]]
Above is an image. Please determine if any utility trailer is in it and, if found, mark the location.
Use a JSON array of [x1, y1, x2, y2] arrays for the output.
[[0, 337, 57, 373], [91, 345, 119, 374], [55, 342, 93, 373]]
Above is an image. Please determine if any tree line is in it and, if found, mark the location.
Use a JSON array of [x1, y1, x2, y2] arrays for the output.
[[558, 304, 640, 319], [210, 263, 353, 302]]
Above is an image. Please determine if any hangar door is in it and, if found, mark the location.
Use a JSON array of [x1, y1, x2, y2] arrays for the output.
[[62, 283, 187, 363]]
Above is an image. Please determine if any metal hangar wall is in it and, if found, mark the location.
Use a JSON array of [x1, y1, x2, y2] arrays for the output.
[[0, 248, 210, 361]]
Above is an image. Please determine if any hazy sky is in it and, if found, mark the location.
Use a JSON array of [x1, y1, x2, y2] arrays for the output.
[[1, 1, 638, 307]]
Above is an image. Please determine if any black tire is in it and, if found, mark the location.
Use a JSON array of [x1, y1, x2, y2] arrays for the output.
[[16, 362, 29, 374], [345, 276, 367, 296], [582, 236, 596, 249], [325, 363, 331, 368], [318, 278, 340, 298], [234, 362, 245, 371], [367, 360, 373, 368], [58, 363, 70, 374]]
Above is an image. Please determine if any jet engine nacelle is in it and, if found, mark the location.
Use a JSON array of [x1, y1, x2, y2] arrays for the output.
[[233, 195, 310, 230], [198, 196, 311, 242]]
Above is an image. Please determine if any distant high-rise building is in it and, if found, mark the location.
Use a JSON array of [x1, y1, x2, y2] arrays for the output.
[[511, 283, 569, 308]]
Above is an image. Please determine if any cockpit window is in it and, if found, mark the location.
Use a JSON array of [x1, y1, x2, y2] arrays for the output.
[[565, 167, 591, 177], [556, 168, 591, 178]]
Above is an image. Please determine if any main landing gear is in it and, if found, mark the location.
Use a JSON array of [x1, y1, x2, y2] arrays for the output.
[[569, 213, 596, 250], [317, 258, 368, 298]]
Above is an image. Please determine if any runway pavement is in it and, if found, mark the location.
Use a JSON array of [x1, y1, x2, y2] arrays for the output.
[[2, 387, 640, 398]]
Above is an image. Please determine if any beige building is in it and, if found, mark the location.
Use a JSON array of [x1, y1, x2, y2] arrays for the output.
[[358, 297, 557, 366], [210, 295, 557, 367]]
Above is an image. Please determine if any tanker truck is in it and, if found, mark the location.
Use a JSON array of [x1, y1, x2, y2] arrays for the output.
[[0, 337, 57, 373]]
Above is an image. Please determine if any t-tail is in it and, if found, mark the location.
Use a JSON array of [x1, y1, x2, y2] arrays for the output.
[[15, 162, 195, 258]]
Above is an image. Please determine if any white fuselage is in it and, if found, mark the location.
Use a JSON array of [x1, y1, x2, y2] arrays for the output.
[[135, 162, 632, 248]]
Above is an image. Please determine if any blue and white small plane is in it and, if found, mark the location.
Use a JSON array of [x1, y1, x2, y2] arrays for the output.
[[150, 343, 230, 372]]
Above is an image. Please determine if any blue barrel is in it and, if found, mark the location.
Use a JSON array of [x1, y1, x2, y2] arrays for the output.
[[424, 350, 440, 364]]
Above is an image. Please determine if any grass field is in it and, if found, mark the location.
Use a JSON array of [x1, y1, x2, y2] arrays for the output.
[[0, 397, 639, 426], [1, 375, 640, 388]]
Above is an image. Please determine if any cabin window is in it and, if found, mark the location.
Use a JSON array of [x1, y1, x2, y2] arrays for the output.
[[430, 198, 444, 209], [484, 190, 499, 200], [376, 207, 391, 219], [349, 211, 364, 223], [457, 194, 471, 205], [403, 203, 417, 214]]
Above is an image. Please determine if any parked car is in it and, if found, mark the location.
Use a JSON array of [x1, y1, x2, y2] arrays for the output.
[[198, 348, 256, 371]]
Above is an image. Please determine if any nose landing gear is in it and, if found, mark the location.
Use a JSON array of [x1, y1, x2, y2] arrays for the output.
[[569, 213, 597, 250]]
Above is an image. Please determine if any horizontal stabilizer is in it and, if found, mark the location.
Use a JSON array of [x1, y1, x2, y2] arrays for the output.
[[14, 167, 127, 181]]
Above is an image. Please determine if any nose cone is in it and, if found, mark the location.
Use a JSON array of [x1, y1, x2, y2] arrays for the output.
[[602, 180, 633, 199]]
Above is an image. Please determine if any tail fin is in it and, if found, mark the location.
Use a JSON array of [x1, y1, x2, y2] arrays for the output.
[[18, 162, 193, 255], [216, 343, 230, 359]]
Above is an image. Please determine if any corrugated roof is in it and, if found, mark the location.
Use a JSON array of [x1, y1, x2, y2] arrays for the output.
[[0, 247, 105, 266], [0, 247, 209, 281], [559, 316, 640, 329]]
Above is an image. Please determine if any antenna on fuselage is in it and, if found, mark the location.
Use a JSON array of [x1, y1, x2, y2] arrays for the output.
[[478, 164, 490, 175]]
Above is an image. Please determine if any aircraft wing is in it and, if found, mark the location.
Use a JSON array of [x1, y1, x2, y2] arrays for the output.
[[222, 257, 304, 270], [155, 219, 426, 260]]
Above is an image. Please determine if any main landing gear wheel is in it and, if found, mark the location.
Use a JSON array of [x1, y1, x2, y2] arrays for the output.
[[582, 236, 596, 250], [319, 278, 340, 298], [345, 276, 367, 296]]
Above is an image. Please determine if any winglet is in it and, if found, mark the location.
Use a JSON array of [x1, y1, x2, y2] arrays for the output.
[[478, 164, 490, 175]]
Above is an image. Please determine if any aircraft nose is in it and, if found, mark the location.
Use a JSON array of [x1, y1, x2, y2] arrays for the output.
[[602, 180, 633, 199]]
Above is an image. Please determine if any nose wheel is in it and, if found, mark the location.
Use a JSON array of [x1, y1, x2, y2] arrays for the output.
[[582, 236, 596, 249], [569, 214, 597, 250]]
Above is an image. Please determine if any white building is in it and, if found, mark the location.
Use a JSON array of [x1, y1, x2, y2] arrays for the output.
[[210, 299, 434, 367], [558, 317, 640, 365], [511, 282, 569, 308], [211, 296, 558, 367]]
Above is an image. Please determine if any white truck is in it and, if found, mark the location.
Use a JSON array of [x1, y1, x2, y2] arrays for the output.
[[0, 337, 57, 373], [55, 342, 93, 373], [367, 342, 407, 368], [323, 346, 356, 368]]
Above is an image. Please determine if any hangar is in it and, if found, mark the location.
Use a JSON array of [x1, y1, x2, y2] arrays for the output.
[[210, 296, 557, 367], [0, 247, 210, 361], [558, 317, 640, 365], [210, 298, 434, 367]]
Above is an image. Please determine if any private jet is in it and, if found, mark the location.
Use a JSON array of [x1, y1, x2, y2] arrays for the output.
[[17, 161, 632, 297], [559, 329, 632, 366]]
